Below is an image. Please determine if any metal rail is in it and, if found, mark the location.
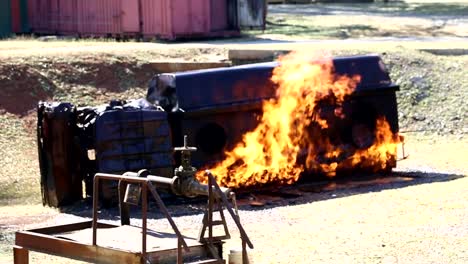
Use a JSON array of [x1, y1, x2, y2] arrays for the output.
[[205, 170, 254, 264], [205, 171, 253, 249], [92, 173, 190, 262]]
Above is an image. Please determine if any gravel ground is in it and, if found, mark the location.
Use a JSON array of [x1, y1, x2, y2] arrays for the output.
[[1, 135, 466, 264], [0, 39, 466, 263]]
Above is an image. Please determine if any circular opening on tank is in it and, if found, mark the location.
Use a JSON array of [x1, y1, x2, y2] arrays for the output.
[[195, 123, 227, 155]]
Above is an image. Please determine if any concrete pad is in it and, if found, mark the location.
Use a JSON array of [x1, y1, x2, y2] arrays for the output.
[[227, 38, 468, 62], [228, 49, 288, 61], [147, 61, 232, 73]]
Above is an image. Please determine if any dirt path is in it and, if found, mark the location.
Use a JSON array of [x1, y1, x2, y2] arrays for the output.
[[0, 35, 466, 263], [0, 135, 466, 263], [1, 36, 467, 59]]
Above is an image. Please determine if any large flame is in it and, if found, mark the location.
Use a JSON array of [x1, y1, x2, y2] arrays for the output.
[[197, 51, 400, 188]]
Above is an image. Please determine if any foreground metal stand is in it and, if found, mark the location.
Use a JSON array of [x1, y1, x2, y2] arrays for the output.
[[14, 172, 253, 263], [14, 136, 253, 263]]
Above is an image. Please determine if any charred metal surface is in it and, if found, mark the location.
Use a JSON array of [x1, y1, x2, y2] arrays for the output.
[[38, 100, 173, 207], [37, 102, 82, 207]]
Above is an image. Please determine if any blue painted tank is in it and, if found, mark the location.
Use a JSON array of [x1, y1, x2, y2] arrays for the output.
[[94, 109, 173, 173], [149, 55, 400, 169], [151, 55, 397, 112]]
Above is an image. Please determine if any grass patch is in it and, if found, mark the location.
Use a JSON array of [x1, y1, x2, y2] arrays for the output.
[[248, 2, 468, 39], [0, 114, 41, 205], [271, 2, 468, 17]]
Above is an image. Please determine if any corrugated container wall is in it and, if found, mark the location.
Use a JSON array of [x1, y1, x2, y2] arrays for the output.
[[21, 0, 264, 40], [57, 0, 77, 33], [0, 0, 12, 38], [28, 0, 54, 33], [11, 0, 29, 33], [141, 0, 172, 38], [78, 0, 122, 36], [211, 0, 229, 31], [141, 0, 235, 40], [172, 0, 210, 35]]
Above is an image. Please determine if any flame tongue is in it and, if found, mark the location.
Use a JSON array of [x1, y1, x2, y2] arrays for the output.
[[197, 51, 399, 188]]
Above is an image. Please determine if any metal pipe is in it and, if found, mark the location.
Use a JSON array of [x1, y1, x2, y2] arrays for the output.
[[98, 170, 231, 198], [92, 176, 99, 246], [141, 183, 147, 256], [147, 175, 178, 191]]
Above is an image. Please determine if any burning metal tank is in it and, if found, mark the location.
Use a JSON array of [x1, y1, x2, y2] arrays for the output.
[[38, 52, 403, 207], [148, 53, 402, 189]]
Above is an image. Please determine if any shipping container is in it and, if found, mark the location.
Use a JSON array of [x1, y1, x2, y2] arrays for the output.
[[211, 0, 229, 31], [23, 0, 266, 40], [140, 0, 211, 39], [28, 0, 54, 34], [26, 0, 36, 32], [141, 0, 248, 40], [0, 0, 12, 38], [57, 0, 77, 33], [77, 0, 122, 36], [11, 0, 29, 33]]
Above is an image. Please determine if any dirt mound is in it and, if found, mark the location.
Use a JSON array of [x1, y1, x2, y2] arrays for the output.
[[0, 56, 157, 116], [0, 64, 54, 115], [382, 51, 467, 135]]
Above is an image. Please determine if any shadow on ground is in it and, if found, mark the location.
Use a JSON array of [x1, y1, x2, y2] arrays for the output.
[[58, 170, 465, 221]]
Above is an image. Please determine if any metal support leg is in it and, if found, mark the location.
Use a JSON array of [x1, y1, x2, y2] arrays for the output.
[[177, 238, 183, 264], [118, 180, 130, 225], [13, 246, 28, 264], [242, 240, 248, 264]]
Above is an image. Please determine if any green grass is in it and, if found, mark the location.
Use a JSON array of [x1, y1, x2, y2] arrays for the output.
[[248, 1, 468, 39]]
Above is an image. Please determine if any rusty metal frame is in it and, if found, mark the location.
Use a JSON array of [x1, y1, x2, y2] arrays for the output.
[[14, 171, 250, 263], [16, 221, 142, 264], [92, 173, 190, 263], [198, 171, 254, 263], [14, 173, 207, 264], [15, 220, 218, 264]]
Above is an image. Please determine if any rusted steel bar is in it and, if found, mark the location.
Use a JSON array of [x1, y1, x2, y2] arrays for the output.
[[147, 181, 190, 252], [13, 246, 28, 264], [142, 183, 148, 257], [118, 180, 130, 225], [147, 175, 176, 187], [16, 229, 141, 264], [95, 173, 150, 183], [205, 171, 254, 249], [93, 174, 189, 253], [177, 238, 182, 264], [242, 240, 248, 264], [26, 221, 113, 235], [208, 175, 213, 241], [92, 176, 99, 245], [230, 192, 240, 221], [218, 204, 230, 240]]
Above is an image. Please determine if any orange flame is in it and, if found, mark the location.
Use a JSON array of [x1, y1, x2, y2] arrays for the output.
[[197, 51, 400, 188]]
